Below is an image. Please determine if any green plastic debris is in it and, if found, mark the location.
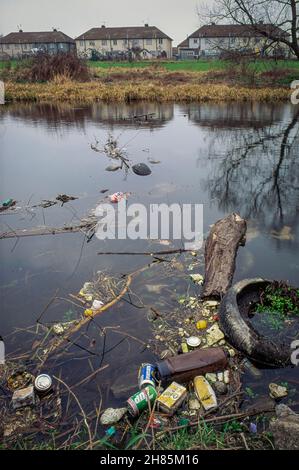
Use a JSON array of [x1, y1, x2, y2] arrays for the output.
[[105, 426, 116, 438], [2, 198, 13, 207]]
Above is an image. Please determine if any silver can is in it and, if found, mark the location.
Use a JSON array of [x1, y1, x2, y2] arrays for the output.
[[34, 374, 52, 395], [186, 336, 201, 349]]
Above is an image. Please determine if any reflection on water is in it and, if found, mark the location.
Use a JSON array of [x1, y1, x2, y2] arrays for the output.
[[204, 106, 299, 232], [0, 101, 298, 418], [0, 102, 174, 132], [185, 102, 289, 129]]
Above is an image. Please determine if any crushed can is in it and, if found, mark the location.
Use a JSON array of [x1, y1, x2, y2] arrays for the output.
[[127, 385, 157, 417], [138, 363, 156, 389]]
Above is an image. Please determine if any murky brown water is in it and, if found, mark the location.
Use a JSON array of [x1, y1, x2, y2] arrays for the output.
[[0, 101, 299, 435]]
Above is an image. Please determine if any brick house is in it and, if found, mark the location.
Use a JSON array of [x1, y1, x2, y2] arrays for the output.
[[0, 30, 76, 59], [177, 24, 289, 59], [76, 25, 172, 59]]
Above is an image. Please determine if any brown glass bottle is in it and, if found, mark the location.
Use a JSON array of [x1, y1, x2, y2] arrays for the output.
[[156, 347, 228, 383]]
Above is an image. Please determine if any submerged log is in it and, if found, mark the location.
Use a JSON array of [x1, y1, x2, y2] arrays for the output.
[[202, 213, 247, 299]]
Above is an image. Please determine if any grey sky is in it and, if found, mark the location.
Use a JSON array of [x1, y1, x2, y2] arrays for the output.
[[0, 0, 202, 46]]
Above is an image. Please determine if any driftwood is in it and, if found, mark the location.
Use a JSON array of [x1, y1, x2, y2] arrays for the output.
[[33, 260, 160, 359], [0, 220, 97, 239], [97, 248, 190, 256], [202, 213, 247, 299]]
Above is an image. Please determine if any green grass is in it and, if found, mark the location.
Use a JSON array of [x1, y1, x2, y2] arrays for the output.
[[255, 284, 299, 330], [0, 59, 17, 69], [87, 59, 227, 71], [88, 60, 156, 69], [159, 420, 245, 450], [87, 59, 299, 72], [1, 58, 299, 75]]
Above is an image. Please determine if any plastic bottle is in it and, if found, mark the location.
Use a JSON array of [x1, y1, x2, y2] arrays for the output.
[[156, 347, 228, 383]]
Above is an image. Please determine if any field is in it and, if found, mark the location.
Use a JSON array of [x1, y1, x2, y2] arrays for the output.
[[88, 59, 299, 73], [1, 58, 299, 73], [88, 59, 227, 71]]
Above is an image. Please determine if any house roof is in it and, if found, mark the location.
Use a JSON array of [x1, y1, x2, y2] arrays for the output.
[[177, 38, 189, 48], [76, 26, 172, 41], [0, 31, 75, 44], [190, 24, 287, 39]]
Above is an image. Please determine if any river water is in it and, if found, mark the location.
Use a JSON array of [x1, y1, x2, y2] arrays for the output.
[[0, 101, 298, 429]]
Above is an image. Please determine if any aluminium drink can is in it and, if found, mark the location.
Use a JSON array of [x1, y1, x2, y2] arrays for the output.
[[138, 363, 156, 389], [34, 374, 53, 396], [127, 385, 157, 417]]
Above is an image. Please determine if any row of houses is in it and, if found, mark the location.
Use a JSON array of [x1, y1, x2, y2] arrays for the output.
[[0, 23, 289, 61], [176, 24, 288, 59]]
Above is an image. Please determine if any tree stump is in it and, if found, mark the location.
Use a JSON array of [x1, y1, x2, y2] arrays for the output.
[[202, 213, 247, 299]]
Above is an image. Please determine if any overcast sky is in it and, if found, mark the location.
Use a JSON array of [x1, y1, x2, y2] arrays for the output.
[[0, 0, 203, 46]]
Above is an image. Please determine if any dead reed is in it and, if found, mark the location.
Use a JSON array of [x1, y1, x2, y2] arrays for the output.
[[5, 80, 290, 104]]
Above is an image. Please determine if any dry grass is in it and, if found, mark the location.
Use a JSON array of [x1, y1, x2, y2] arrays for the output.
[[5, 79, 290, 104], [1, 63, 292, 103]]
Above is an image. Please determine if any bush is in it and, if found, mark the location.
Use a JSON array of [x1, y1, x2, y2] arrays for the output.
[[19, 52, 89, 82]]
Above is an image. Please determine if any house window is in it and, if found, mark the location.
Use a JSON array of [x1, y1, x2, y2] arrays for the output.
[[158, 38, 163, 44], [102, 40, 107, 45], [146, 39, 152, 45], [6, 44, 10, 50], [123, 39, 128, 45], [89, 41, 95, 46], [194, 39, 198, 44], [80, 41, 84, 46]]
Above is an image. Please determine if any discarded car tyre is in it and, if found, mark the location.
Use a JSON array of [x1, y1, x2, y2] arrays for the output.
[[219, 278, 291, 367]]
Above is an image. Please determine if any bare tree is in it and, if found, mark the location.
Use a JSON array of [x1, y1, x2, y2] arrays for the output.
[[198, 0, 299, 59]]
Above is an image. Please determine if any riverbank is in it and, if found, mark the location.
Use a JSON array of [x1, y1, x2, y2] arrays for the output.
[[4, 80, 290, 104], [1, 59, 296, 103]]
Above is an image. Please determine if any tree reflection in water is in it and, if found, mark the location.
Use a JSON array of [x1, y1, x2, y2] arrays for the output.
[[204, 106, 299, 234]]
